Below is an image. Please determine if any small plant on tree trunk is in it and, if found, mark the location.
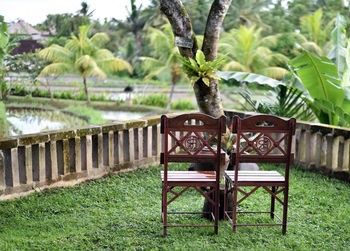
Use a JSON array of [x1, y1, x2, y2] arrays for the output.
[[180, 50, 225, 86]]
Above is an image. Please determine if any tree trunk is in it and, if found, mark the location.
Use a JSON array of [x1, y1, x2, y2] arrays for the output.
[[160, 0, 232, 218], [83, 77, 90, 103], [160, 0, 232, 118]]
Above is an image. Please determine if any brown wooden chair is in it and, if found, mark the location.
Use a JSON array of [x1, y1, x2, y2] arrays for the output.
[[160, 113, 226, 236], [224, 115, 296, 234]]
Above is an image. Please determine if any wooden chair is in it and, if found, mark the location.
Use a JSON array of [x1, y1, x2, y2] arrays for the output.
[[160, 113, 226, 236], [224, 115, 296, 234]]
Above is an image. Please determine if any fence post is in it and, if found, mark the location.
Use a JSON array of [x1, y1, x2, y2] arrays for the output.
[[311, 132, 322, 169], [38, 143, 46, 182], [50, 142, 58, 180], [11, 148, 20, 187], [108, 131, 114, 167], [0, 151, 5, 190], [137, 128, 143, 160], [98, 133, 103, 169], [63, 139, 70, 174], [128, 129, 135, 162], [304, 130, 311, 168], [147, 126, 152, 157], [118, 131, 124, 164], [334, 136, 344, 170], [75, 137, 81, 173], [326, 134, 334, 171], [344, 139, 350, 171], [86, 135, 93, 173], [25, 145, 33, 184], [294, 128, 301, 164]]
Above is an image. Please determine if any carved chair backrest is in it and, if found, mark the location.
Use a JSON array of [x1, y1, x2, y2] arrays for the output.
[[231, 115, 296, 180], [161, 113, 226, 180]]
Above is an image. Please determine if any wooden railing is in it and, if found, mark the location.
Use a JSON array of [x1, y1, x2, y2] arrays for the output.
[[1, 109, 349, 199]]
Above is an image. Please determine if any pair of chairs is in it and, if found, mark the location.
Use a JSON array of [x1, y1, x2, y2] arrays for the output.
[[160, 113, 296, 236]]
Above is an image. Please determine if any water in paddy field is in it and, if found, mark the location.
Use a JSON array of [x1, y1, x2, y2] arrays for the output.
[[100, 111, 146, 121], [6, 109, 88, 136]]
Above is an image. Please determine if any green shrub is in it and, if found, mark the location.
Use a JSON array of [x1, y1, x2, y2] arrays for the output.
[[133, 93, 168, 108], [171, 99, 196, 110], [32, 87, 50, 98], [65, 106, 106, 124], [59, 90, 74, 100], [12, 83, 29, 96], [75, 90, 87, 101], [90, 93, 107, 102]]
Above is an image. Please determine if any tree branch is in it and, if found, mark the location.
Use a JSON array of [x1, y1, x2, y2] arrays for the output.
[[159, 0, 198, 58], [202, 0, 232, 61]]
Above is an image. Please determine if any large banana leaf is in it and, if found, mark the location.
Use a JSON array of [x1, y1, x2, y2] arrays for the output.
[[313, 98, 350, 126], [289, 50, 344, 107], [217, 71, 282, 88], [327, 14, 347, 76]]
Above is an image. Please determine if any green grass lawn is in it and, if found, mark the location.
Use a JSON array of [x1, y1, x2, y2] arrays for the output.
[[0, 164, 349, 250]]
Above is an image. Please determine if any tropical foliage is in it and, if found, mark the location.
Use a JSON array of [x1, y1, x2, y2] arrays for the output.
[[299, 9, 333, 56], [140, 23, 182, 111], [218, 71, 314, 121], [3, 0, 350, 129], [180, 50, 225, 86], [289, 49, 350, 126], [219, 47, 350, 127], [219, 25, 289, 79], [38, 25, 132, 102], [0, 16, 19, 100]]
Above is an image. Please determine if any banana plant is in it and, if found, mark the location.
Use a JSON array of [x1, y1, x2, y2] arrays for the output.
[[0, 16, 19, 100], [218, 71, 314, 121], [289, 49, 350, 126], [327, 14, 347, 76]]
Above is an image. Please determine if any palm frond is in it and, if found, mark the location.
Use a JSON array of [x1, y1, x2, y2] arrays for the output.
[[223, 61, 249, 72], [38, 45, 72, 63], [271, 53, 289, 64], [38, 63, 72, 78], [91, 32, 110, 47], [300, 42, 323, 56], [258, 67, 289, 80]]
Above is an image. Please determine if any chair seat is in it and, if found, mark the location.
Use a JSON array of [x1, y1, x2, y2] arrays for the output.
[[161, 171, 216, 182], [225, 170, 285, 183]]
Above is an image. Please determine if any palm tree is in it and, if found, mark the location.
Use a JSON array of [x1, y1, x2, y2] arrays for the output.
[[223, 0, 272, 30], [219, 25, 289, 79], [38, 25, 132, 103], [299, 8, 334, 56], [140, 23, 183, 112]]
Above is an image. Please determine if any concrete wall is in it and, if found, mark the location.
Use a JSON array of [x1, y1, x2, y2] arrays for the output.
[[1, 110, 349, 200], [0, 114, 164, 200]]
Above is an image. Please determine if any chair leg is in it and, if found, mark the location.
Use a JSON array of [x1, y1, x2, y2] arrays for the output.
[[224, 178, 228, 220], [282, 186, 289, 235], [214, 185, 219, 235], [270, 186, 275, 219], [232, 185, 238, 233], [162, 184, 167, 237]]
